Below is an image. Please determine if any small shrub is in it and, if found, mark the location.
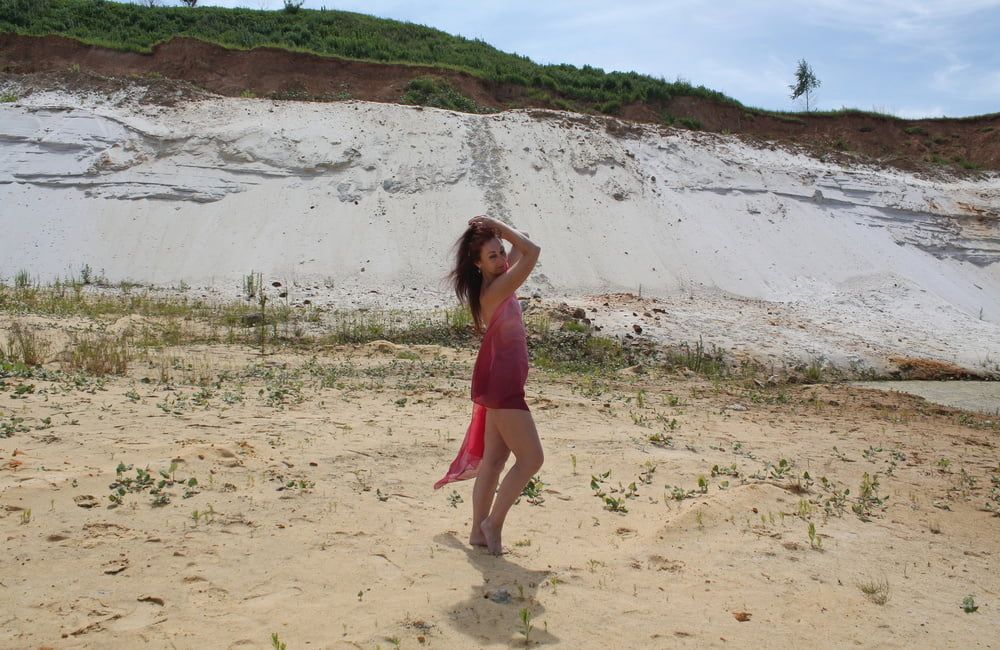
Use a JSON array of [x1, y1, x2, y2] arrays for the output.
[[68, 334, 130, 376], [3, 322, 50, 366], [14, 270, 31, 290], [804, 356, 825, 383], [0, 92, 17, 103], [401, 77, 479, 113], [663, 336, 727, 378], [857, 576, 890, 605], [679, 117, 702, 130]]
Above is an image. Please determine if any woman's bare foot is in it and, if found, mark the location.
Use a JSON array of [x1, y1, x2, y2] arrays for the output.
[[469, 529, 487, 547], [480, 518, 503, 555]]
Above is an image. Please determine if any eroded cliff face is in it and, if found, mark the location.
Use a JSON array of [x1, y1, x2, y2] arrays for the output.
[[1, 82, 998, 372]]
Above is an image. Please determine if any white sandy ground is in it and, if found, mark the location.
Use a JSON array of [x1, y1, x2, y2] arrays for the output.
[[1, 80, 999, 375], [1, 340, 999, 648]]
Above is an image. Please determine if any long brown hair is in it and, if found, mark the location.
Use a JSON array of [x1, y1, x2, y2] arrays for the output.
[[449, 224, 500, 334]]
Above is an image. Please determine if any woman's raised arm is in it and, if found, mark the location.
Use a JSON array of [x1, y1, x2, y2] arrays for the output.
[[468, 216, 540, 311]]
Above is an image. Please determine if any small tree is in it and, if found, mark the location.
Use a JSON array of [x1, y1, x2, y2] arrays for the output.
[[789, 59, 821, 112], [283, 0, 305, 12], [179, 0, 198, 6]]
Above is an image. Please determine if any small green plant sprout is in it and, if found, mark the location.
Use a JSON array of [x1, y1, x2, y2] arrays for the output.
[[694, 510, 704, 528], [20, 508, 32, 525], [857, 576, 890, 605], [571, 454, 577, 475], [110, 461, 196, 507], [711, 463, 739, 477], [862, 445, 883, 462], [697, 475, 709, 493], [603, 495, 628, 513], [271, 632, 287, 650], [936, 457, 951, 471], [807, 521, 822, 549], [520, 475, 545, 505], [768, 458, 792, 479], [793, 471, 814, 493], [962, 595, 978, 613], [638, 461, 656, 485], [518, 607, 534, 645], [853, 472, 887, 521], [648, 431, 674, 447], [590, 470, 611, 497], [1, 415, 30, 437], [447, 490, 463, 508], [667, 485, 692, 501]]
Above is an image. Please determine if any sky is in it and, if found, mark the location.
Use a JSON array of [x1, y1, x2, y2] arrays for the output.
[[137, 0, 1000, 117]]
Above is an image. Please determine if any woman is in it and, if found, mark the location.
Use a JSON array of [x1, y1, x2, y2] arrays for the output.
[[434, 215, 543, 556]]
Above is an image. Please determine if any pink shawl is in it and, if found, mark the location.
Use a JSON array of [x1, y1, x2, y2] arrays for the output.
[[433, 292, 530, 489]]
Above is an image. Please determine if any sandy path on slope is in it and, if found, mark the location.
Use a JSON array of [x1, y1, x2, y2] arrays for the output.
[[2, 341, 998, 648]]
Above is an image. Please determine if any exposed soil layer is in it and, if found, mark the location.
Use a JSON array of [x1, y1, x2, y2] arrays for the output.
[[3, 33, 999, 173]]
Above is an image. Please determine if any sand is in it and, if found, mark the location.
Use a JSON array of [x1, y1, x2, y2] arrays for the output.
[[2, 334, 999, 648]]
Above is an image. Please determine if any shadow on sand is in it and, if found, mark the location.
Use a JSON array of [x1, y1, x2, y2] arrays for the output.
[[435, 532, 559, 646]]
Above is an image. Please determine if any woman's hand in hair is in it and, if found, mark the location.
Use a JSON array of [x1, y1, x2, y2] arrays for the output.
[[468, 215, 502, 231]]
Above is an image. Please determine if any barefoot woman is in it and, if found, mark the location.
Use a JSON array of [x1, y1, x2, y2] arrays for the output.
[[434, 215, 543, 555]]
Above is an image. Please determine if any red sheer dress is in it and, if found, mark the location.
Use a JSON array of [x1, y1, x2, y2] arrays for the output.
[[434, 287, 530, 489]]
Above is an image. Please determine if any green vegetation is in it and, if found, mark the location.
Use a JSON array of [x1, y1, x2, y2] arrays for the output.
[[401, 76, 481, 113], [529, 329, 639, 374], [0, 0, 734, 111], [789, 59, 821, 112]]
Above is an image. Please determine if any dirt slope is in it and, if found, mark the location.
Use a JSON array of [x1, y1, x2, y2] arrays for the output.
[[2, 33, 999, 172]]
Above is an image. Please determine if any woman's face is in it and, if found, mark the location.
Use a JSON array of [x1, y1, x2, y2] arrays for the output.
[[476, 237, 507, 277]]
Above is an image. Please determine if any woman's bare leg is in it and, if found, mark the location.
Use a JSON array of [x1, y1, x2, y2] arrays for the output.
[[470, 411, 509, 546], [480, 409, 543, 555]]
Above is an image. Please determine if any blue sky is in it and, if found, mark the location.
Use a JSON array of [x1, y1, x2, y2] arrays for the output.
[[142, 0, 1000, 117]]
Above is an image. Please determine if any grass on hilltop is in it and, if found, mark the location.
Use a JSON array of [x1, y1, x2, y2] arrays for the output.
[[0, 0, 735, 115]]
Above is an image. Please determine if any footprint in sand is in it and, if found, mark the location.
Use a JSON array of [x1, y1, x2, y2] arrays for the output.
[[241, 585, 304, 609], [106, 601, 167, 632]]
